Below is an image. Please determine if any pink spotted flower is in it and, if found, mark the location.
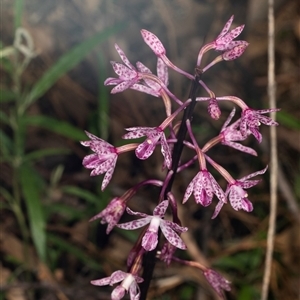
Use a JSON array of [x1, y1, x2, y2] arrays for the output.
[[104, 44, 142, 94], [203, 269, 231, 298], [122, 100, 191, 169], [123, 126, 172, 169], [117, 200, 188, 251], [81, 131, 137, 190], [220, 108, 257, 156], [91, 270, 143, 300], [212, 166, 268, 218], [183, 169, 226, 207], [240, 107, 280, 142], [89, 197, 126, 234], [197, 15, 248, 66], [214, 15, 247, 52], [132, 58, 169, 97], [81, 131, 118, 190]]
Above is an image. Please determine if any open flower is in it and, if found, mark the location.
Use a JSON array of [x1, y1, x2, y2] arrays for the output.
[[91, 270, 143, 300], [104, 44, 142, 94], [89, 197, 126, 234], [81, 131, 118, 190], [123, 126, 172, 169], [220, 108, 257, 156], [117, 200, 187, 251], [132, 58, 169, 97], [212, 166, 268, 218], [240, 108, 280, 142], [203, 269, 231, 298], [183, 169, 226, 206], [214, 15, 247, 52]]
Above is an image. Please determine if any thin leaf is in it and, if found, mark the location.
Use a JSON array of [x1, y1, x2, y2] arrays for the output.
[[98, 53, 109, 140], [21, 115, 86, 140], [14, 0, 24, 30], [277, 111, 300, 130], [24, 148, 70, 163], [20, 164, 46, 262], [62, 186, 99, 204], [47, 234, 102, 270], [26, 23, 125, 108], [44, 202, 85, 221], [0, 89, 16, 103], [0, 187, 14, 202], [0, 130, 13, 158]]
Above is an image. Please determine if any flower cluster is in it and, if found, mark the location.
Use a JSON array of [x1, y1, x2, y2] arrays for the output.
[[81, 15, 278, 299]]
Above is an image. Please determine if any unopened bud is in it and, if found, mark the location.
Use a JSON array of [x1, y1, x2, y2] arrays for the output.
[[208, 98, 221, 120]]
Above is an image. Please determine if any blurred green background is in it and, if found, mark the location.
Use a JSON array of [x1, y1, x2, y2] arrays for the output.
[[1, 0, 299, 299]]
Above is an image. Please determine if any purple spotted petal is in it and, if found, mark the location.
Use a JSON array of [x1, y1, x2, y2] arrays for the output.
[[216, 15, 234, 40], [91, 277, 111, 286], [114, 44, 134, 70], [225, 141, 257, 156], [214, 14, 245, 51], [157, 57, 169, 86], [164, 220, 188, 233], [91, 270, 126, 286], [117, 216, 151, 230], [122, 127, 151, 139], [129, 281, 142, 300], [221, 108, 236, 131], [111, 62, 137, 80], [239, 166, 268, 182], [89, 197, 126, 234], [203, 269, 231, 297], [142, 230, 159, 251], [222, 42, 249, 60], [227, 185, 253, 212], [153, 200, 169, 217], [160, 134, 172, 169], [208, 171, 226, 203], [130, 83, 160, 97], [141, 29, 166, 56], [211, 201, 225, 219], [111, 285, 126, 300], [239, 179, 261, 189], [126, 207, 148, 218], [110, 271, 128, 285], [135, 139, 157, 160], [136, 61, 152, 74], [111, 80, 136, 94], [160, 221, 187, 250]]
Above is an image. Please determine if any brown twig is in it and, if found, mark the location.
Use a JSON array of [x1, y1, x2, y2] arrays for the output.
[[261, 0, 278, 299]]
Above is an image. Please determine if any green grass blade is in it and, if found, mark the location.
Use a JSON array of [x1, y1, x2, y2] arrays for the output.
[[47, 234, 102, 271], [14, 0, 24, 29], [277, 111, 300, 130], [21, 115, 86, 140], [0, 130, 13, 158], [98, 53, 109, 140], [0, 89, 16, 103], [23, 148, 71, 162], [62, 186, 99, 204], [20, 164, 46, 262], [25, 23, 125, 108]]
